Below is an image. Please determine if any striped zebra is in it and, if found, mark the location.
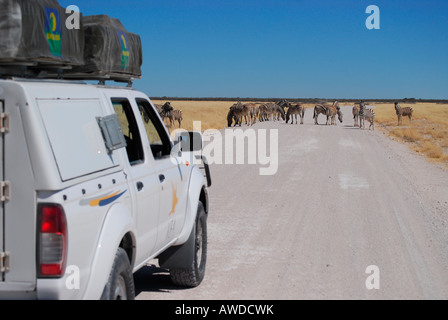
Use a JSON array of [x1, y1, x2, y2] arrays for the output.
[[326, 103, 343, 125], [227, 106, 238, 127], [362, 108, 375, 130], [154, 102, 173, 116], [170, 109, 183, 128], [314, 101, 339, 125], [359, 102, 366, 129], [228, 102, 256, 126], [313, 104, 328, 125], [352, 104, 360, 127], [358, 102, 375, 130], [157, 102, 174, 128], [394, 102, 413, 126], [258, 103, 285, 122], [286, 103, 305, 124], [272, 104, 286, 121], [258, 103, 269, 122]]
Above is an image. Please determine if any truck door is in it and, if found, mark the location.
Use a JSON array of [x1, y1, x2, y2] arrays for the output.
[[134, 99, 186, 253], [110, 98, 161, 265]]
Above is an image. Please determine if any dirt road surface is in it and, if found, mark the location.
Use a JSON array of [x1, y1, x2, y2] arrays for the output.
[[135, 106, 448, 300]]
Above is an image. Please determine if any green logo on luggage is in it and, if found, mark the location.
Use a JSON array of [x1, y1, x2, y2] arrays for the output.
[[118, 31, 130, 70], [44, 7, 62, 57]]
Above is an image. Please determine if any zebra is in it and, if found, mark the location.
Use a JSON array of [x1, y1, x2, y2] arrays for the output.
[[286, 103, 305, 124], [364, 109, 375, 130], [394, 102, 413, 126], [170, 109, 183, 128], [227, 103, 245, 127], [157, 102, 174, 128], [358, 102, 375, 130], [360, 108, 375, 130], [154, 102, 173, 116], [359, 102, 366, 129], [227, 106, 238, 127], [258, 103, 269, 122], [314, 101, 339, 125], [326, 103, 343, 125], [228, 102, 256, 126], [247, 103, 259, 125], [272, 104, 286, 121], [258, 103, 285, 122], [313, 104, 328, 125], [352, 104, 360, 127], [276, 99, 290, 121]]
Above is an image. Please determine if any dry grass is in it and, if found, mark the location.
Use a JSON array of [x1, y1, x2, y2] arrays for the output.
[[374, 103, 448, 167], [152, 100, 235, 132]]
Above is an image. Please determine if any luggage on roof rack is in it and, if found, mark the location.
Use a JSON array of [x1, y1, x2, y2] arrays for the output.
[[0, 0, 84, 68], [65, 15, 143, 80], [0, 2, 142, 82]]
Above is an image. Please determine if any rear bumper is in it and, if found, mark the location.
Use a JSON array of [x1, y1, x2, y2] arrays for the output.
[[0, 285, 37, 300]]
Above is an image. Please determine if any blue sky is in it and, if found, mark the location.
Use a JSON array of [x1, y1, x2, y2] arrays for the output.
[[59, 0, 448, 99]]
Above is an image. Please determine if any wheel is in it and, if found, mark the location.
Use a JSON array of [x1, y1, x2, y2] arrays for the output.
[[101, 247, 135, 300], [170, 202, 207, 287]]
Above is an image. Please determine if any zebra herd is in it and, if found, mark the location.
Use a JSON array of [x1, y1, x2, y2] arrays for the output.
[[228, 100, 414, 130], [227, 100, 347, 128], [227, 99, 308, 127], [154, 102, 183, 129], [154, 100, 413, 131]]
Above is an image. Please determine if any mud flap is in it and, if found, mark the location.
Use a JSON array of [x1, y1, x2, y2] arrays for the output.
[[158, 217, 196, 269]]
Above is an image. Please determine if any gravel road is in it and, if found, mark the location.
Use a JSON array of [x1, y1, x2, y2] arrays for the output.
[[135, 106, 448, 300]]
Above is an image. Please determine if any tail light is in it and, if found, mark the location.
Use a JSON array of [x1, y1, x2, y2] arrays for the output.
[[38, 204, 67, 278]]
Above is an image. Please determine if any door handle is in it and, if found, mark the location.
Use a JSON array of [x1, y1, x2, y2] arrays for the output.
[[159, 174, 166, 183], [136, 181, 144, 191]]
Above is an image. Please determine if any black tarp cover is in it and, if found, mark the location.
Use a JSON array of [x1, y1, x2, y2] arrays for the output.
[[0, 0, 84, 65], [71, 15, 142, 77]]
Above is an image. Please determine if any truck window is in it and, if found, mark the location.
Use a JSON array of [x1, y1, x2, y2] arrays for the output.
[[112, 98, 144, 165], [135, 98, 172, 159], [37, 99, 120, 181]]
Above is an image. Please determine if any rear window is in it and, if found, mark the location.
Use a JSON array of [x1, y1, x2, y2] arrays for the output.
[[38, 99, 119, 181]]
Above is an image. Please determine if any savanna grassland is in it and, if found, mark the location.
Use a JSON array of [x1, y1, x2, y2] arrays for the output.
[[152, 100, 234, 131], [152, 100, 448, 167], [374, 103, 448, 167]]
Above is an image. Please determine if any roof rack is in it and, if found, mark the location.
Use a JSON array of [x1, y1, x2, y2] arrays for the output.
[[0, 62, 140, 87], [63, 72, 140, 87]]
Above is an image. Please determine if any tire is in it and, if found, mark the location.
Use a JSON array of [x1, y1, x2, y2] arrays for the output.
[[101, 247, 135, 300], [170, 202, 207, 288]]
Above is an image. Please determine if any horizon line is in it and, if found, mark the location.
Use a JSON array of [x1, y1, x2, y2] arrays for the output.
[[148, 96, 448, 103]]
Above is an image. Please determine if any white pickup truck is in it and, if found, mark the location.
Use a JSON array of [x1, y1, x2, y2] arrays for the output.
[[0, 78, 211, 300]]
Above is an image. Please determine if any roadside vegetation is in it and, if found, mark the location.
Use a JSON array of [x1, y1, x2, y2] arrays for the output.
[[374, 103, 448, 167], [152, 100, 232, 131]]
